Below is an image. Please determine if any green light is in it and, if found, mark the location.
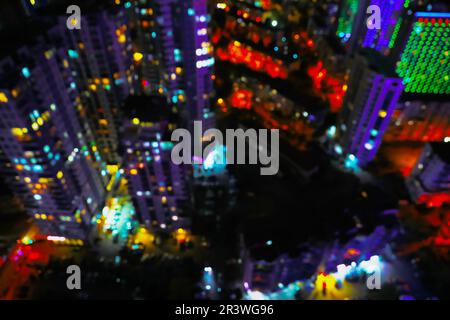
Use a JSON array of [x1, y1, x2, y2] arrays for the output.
[[336, 0, 359, 42], [396, 19, 450, 94], [389, 18, 403, 49]]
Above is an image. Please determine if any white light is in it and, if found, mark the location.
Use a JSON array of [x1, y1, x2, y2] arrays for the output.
[[47, 236, 66, 241], [271, 20, 278, 27], [364, 142, 374, 150]]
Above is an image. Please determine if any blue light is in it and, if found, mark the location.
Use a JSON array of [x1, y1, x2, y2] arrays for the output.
[[188, 8, 195, 16], [22, 67, 30, 78], [327, 126, 336, 138], [345, 154, 358, 170], [68, 49, 79, 58], [34, 194, 42, 200], [415, 12, 450, 18]]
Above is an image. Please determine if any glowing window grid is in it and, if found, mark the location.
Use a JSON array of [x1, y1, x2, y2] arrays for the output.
[[396, 14, 450, 94]]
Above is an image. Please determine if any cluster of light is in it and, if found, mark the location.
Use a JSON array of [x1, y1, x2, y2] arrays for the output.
[[115, 25, 127, 44], [344, 154, 358, 170], [193, 144, 227, 178], [230, 89, 253, 109], [417, 192, 450, 208], [216, 42, 288, 79], [336, 0, 359, 42], [396, 14, 450, 94], [307, 61, 345, 112], [196, 57, 215, 69], [216, 3, 227, 10], [333, 255, 383, 282], [102, 197, 135, 238]]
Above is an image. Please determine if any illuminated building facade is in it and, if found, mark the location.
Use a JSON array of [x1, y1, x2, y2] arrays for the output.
[[54, 7, 133, 164], [396, 12, 450, 95], [128, 0, 183, 100], [335, 0, 366, 50], [0, 44, 105, 240], [406, 143, 450, 207], [338, 52, 404, 167], [127, 0, 214, 128], [385, 96, 450, 142], [178, 0, 215, 128], [121, 96, 189, 231], [335, 0, 414, 55]]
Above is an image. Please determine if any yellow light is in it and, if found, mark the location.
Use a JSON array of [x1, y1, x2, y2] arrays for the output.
[[175, 67, 182, 74], [342, 84, 348, 92], [11, 128, 24, 137], [106, 164, 119, 174], [71, 18, 78, 26], [0, 92, 8, 103], [132, 118, 140, 125], [56, 171, 63, 179], [217, 3, 227, 9], [162, 196, 167, 204], [31, 123, 39, 131], [24, 177, 31, 183], [130, 169, 138, 175], [133, 52, 144, 62], [378, 110, 387, 118], [37, 117, 44, 126], [118, 34, 126, 43], [89, 84, 97, 91], [217, 98, 224, 105], [30, 0, 36, 6]]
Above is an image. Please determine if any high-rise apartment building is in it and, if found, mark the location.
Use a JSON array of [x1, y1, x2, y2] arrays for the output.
[[337, 51, 404, 167], [0, 41, 105, 240], [121, 95, 189, 231]]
